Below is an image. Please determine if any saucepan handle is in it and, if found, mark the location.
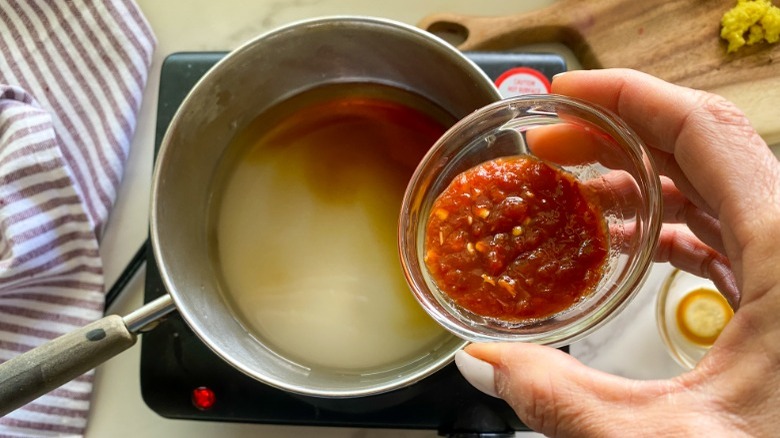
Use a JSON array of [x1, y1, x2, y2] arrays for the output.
[[0, 315, 135, 415], [0, 294, 175, 416]]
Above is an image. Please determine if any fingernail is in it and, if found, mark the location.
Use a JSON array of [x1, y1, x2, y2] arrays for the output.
[[552, 71, 568, 81], [455, 350, 499, 398]]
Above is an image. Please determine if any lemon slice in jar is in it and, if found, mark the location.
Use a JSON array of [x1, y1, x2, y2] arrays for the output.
[[675, 288, 733, 346]]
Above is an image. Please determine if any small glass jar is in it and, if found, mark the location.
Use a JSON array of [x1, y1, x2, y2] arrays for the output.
[[399, 94, 663, 347]]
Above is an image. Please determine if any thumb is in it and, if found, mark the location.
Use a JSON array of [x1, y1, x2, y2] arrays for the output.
[[456, 343, 668, 437]]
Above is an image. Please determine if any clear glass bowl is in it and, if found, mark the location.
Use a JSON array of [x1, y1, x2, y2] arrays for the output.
[[656, 269, 732, 369], [399, 94, 663, 347]]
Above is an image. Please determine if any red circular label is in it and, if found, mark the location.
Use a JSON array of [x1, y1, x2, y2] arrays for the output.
[[494, 67, 552, 97]]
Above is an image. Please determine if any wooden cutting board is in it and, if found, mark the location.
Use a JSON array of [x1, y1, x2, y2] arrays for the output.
[[419, 0, 780, 146]]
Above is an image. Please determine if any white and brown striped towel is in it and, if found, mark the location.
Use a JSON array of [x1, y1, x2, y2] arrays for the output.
[[0, 1, 154, 436]]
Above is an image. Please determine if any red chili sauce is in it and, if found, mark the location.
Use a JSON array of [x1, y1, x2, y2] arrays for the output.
[[424, 156, 609, 322]]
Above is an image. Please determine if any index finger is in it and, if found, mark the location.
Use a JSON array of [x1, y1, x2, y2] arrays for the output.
[[552, 69, 780, 253]]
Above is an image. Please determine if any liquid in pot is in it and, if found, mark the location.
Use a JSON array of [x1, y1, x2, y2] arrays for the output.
[[211, 83, 453, 373]]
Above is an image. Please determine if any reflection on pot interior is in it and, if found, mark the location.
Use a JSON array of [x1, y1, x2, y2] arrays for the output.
[[210, 83, 454, 372]]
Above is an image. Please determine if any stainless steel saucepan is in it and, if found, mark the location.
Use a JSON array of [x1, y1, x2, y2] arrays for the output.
[[0, 16, 500, 415]]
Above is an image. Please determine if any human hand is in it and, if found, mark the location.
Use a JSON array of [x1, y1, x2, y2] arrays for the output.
[[456, 69, 780, 437]]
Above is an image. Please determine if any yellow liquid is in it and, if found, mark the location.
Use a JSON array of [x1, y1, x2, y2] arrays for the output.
[[211, 84, 453, 372]]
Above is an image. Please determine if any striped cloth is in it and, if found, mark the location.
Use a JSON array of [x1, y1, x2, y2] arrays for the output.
[[0, 1, 154, 436]]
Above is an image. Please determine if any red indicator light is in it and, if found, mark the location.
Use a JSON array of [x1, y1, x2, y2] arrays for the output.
[[191, 386, 216, 410]]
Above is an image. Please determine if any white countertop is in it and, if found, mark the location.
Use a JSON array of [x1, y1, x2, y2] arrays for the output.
[[86, 1, 771, 436]]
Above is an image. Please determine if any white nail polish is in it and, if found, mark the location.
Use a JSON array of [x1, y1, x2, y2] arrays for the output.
[[454, 350, 499, 398], [552, 72, 568, 81]]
